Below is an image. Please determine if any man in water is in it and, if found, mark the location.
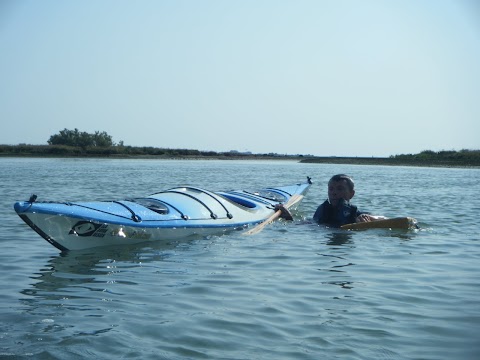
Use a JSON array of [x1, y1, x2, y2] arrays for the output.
[[277, 174, 382, 227]]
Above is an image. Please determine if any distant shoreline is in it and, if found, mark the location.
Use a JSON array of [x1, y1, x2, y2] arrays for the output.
[[298, 156, 480, 169], [1, 154, 478, 169], [1, 145, 479, 168], [0, 152, 302, 161]]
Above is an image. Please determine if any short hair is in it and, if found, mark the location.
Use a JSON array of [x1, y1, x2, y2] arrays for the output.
[[329, 174, 355, 191]]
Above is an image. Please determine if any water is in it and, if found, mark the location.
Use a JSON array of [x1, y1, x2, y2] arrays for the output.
[[0, 158, 479, 359]]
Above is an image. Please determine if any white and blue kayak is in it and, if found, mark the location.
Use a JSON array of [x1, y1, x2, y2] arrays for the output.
[[14, 178, 312, 251]]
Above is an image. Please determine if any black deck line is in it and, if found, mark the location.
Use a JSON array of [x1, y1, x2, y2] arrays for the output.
[[158, 190, 219, 219], [229, 191, 276, 206], [265, 188, 293, 197], [181, 187, 233, 219]]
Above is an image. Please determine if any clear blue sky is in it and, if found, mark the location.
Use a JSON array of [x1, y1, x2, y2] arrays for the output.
[[1, 0, 479, 157]]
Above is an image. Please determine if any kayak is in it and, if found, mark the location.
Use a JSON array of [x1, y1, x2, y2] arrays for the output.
[[14, 178, 312, 251]]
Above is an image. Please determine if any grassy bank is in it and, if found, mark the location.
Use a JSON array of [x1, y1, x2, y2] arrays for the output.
[[1, 145, 478, 168], [0, 144, 303, 161], [300, 150, 480, 168]]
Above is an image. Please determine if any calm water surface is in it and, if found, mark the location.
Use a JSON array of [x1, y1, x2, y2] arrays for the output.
[[0, 158, 479, 359]]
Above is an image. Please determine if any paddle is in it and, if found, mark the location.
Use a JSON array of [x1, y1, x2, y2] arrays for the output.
[[340, 217, 418, 230], [243, 194, 304, 236]]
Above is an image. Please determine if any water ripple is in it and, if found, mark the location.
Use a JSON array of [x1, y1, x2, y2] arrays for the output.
[[1, 159, 479, 359]]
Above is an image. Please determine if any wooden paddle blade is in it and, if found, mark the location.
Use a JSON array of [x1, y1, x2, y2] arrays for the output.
[[340, 217, 418, 230]]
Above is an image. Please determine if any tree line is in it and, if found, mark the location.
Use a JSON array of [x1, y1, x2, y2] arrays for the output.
[[47, 128, 115, 148], [0, 128, 293, 158], [300, 149, 480, 167], [389, 149, 480, 166], [0, 128, 478, 166]]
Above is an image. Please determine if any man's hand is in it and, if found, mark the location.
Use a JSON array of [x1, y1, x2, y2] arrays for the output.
[[356, 214, 387, 223], [275, 204, 293, 221]]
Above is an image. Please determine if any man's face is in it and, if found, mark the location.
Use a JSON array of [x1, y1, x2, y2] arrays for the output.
[[328, 180, 355, 206]]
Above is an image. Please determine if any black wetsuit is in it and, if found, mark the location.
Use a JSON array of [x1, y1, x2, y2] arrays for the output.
[[312, 199, 364, 227]]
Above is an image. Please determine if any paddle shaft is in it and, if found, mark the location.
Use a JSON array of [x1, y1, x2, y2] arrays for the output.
[[243, 194, 303, 236]]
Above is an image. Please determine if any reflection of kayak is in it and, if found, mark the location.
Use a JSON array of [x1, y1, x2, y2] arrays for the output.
[[340, 217, 418, 230], [14, 179, 312, 251]]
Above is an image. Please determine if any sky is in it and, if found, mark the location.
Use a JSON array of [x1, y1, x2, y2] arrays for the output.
[[1, 0, 479, 157]]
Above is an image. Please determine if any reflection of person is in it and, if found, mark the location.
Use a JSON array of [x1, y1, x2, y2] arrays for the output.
[[276, 174, 385, 227]]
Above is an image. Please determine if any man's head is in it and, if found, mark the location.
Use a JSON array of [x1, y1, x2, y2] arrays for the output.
[[328, 174, 355, 206]]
